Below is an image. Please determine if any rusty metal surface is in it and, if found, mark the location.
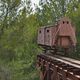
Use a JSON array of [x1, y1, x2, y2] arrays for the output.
[[58, 17, 77, 47], [58, 17, 73, 36], [45, 27, 53, 46], [37, 17, 77, 50], [37, 27, 45, 45], [37, 54, 80, 80]]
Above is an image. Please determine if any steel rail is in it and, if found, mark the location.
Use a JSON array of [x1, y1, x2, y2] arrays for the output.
[[37, 54, 80, 80]]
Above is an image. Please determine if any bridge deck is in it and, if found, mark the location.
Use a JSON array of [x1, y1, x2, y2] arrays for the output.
[[37, 53, 80, 80]]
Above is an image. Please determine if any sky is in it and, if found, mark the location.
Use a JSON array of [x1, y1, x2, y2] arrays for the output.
[[31, 0, 39, 9], [31, 0, 39, 6], [18, 0, 39, 13]]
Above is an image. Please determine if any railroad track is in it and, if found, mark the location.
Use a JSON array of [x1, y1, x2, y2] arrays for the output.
[[37, 53, 80, 80], [48, 54, 80, 68]]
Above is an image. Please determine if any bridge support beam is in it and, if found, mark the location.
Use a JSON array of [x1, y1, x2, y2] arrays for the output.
[[37, 54, 80, 80]]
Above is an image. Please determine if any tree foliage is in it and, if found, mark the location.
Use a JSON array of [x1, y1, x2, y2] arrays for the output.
[[0, 0, 80, 80]]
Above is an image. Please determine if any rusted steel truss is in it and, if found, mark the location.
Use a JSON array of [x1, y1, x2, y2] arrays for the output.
[[37, 54, 80, 80]]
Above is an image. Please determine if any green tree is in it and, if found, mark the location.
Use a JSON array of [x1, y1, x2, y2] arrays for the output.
[[36, 0, 71, 26]]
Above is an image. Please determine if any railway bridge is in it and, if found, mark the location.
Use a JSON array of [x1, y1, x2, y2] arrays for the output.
[[37, 17, 80, 80], [37, 54, 80, 80]]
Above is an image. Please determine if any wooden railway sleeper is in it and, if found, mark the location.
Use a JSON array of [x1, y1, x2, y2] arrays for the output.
[[37, 54, 80, 80], [72, 68, 80, 75]]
